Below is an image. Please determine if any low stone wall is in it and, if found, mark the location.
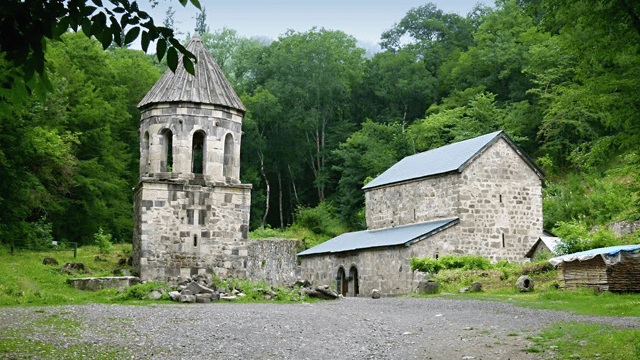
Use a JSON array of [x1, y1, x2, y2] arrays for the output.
[[136, 237, 302, 287], [67, 276, 140, 291], [245, 239, 301, 286]]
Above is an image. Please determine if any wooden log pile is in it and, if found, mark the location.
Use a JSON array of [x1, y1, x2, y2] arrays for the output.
[[559, 254, 640, 292], [559, 257, 609, 291], [607, 255, 640, 292]]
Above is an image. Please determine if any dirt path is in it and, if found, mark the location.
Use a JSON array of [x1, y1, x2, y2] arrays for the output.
[[2, 297, 639, 359]]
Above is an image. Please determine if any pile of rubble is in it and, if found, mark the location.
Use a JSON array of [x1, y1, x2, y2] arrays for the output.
[[164, 275, 340, 303]]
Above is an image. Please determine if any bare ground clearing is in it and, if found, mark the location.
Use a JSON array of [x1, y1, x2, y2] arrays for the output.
[[2, 297, 639, 359]]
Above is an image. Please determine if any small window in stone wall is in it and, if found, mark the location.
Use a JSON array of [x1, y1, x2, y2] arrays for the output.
[[435, 254, 439, 259], [194, 234, 198, 247], [500, 194, 502, 203], [192, 131, 205, 174], [502, 234, 505, 248]]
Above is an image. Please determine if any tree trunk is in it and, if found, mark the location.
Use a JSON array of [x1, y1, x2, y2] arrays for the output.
[[288, 164, 299, 203], [277, 171, 284, 228], [259, 152, 269, 229]]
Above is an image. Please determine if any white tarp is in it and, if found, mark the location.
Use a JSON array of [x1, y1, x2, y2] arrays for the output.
[[549, 244, 640, 266]]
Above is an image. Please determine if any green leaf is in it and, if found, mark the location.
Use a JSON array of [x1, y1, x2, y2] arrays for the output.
[[99, 29, 112, 50], [81, 5, 97, 16], [124, 27, 140, 45], [140, 31, 150, 52], [167, 46, 178, 71], [156, 38, 167, 60], [183, 57, 195, 75], [189, 0, 202, 10], [113, 7, 125, 13], [82, 18, 92, 38], [179, 0, 188, 6], [111, 21, 122, 46]]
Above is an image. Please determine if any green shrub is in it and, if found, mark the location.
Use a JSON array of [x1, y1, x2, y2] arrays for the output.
[[114, 282, 169, 301], [553, 221, 622, 255], [294, 201, 344, 237], [94, 227, 114, 254], [410, 254, 490, 273]]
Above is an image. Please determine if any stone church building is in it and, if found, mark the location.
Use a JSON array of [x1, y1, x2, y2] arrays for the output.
[[299, 131, 546, 296], [132, 33, 299, 284]]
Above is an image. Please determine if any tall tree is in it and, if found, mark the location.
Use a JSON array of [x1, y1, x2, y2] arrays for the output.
[[195, 7, 209, 34]]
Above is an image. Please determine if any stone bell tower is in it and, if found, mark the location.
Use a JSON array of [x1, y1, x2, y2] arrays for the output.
[[133, 33, 251, 280]]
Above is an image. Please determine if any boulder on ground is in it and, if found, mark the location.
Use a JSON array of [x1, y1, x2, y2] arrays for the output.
[[220, 295, 237, 302], [43, 257, 58, 265], [469, 282, 482, 292], [417, 280, 438, 294], [61, 263, 89, 274], [371, 289, 381, 299], [516, 275, 534, 292]]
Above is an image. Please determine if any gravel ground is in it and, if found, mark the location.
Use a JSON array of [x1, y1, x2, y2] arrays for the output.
[[2, 297, 640, 359]]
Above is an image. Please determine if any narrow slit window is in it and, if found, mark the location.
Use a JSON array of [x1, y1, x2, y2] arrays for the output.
[[160, 129, 173, 172], [193, 234, 198, 247], [502, 234, 505, 248], [499, 194, 502, 203]]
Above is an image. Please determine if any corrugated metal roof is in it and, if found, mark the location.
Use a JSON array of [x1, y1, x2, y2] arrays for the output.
[[138, 32, 246, 112], [362, 131, 544, 190], [298, 218, 459, 256], [549, 244, 640, 266]]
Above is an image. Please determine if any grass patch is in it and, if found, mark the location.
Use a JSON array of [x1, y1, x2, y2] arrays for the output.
[[0, 243, 133, 307], [530, 322, 640, 359]]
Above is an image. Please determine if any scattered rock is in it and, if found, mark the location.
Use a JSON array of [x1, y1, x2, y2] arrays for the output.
[[184, 281, 214, 295], [179, 294, 196, 303], [371, 289, 381, 299], [147, 290, 163, 300], [180, 289, 193, 296], [237, 292, 246, 297], [460, 288, 469, 293], [469, 282, 482, 292], [264, 295, 272, 301], [221, 295, 237, 302], [416, 280, 438, 294], [516, 275, 534, 292], [293, 278, 312, 288], [315, 287, 339, 300], [61, 263, 89, 274], [195, 294, 212, 303], [42, 257, 58, 265], [168, 291, 180, 301]]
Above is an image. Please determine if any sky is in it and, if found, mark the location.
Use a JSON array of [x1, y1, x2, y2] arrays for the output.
[[140, 0, 493, 51]]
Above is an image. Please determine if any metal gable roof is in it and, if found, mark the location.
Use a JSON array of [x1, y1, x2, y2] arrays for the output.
[[549, 244, 640, 266], [362, 131, 544, 191], [298, 218, 459, 256], [137, 32, 245, 112]]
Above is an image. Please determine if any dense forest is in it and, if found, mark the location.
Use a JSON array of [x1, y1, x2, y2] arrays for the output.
[[1, 0, 639, 250]]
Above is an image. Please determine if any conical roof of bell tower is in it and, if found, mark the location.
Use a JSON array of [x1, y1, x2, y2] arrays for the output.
[[137, 32, 245, 112]]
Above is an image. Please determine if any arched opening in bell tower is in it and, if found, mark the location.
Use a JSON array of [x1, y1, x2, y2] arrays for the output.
[[141, 131, 149, 174], [192, 131, 205, 174], [160, 128, 173, 172], [223, 133, 234, 178]]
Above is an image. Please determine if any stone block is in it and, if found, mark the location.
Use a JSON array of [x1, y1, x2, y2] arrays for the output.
[[195, 294, 211, 303], [179, 294, 196, 303]]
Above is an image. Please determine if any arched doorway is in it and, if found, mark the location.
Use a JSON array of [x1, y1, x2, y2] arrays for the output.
[[349, 266, 359, 297], [336, 267, 347, 296]]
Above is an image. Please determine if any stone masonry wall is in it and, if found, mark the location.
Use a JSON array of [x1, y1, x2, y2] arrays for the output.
[[453, 138, 543, 262], [363, 137, 542, 263], [365, 173, 460, 230], [133, 180, 251, 280], [300, 229, 454, 297]]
